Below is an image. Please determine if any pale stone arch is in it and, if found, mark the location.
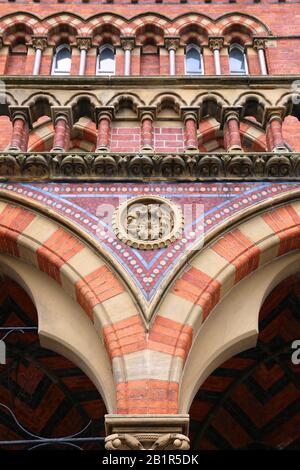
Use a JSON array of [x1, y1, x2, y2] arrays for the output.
[[191, 92, 229, 122], [150, 92, 187, 113], [0, 192, 144, 414], [179, 250, 300, 413], [234, 91, 272, 124], [150, 194, 300, 414], [22, 92, 60, 124], [0, 254, 116, 413]]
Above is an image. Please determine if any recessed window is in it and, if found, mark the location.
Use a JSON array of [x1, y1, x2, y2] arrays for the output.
[[52, 44, 71, 75], [185, 44, 204, 75], [96, 45, 115, 75], [229, 44, 248, 75]]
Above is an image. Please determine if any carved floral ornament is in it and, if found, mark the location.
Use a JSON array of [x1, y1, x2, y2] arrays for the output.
[[112, 196, 184, 250]]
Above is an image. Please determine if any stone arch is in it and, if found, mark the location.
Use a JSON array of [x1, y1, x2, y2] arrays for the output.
[[235, 92, 272, 124], [107, 92, 145, 112], [217, 12, 271, 36], [22, 92, 60, 123], [87, 14, 128, 37], [65, 93, 101, 123], [151, 195, 300, 414], [150, 92, 187, 112], [43, 13, 84, 38], [191, 92, 229, 122], [171, 13, 216, 36], [0, 193, 144, 414], [0, 13, 40, 35], [130, 14, 170, 37]]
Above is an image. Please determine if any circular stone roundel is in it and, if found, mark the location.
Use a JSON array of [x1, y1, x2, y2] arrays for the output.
[[112, 196, 184, 250]]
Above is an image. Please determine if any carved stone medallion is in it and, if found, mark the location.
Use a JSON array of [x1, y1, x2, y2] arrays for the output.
[[112, 196, 183, 250]]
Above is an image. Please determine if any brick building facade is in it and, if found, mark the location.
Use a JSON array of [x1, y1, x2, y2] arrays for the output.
[[0, 0, 300, 451]]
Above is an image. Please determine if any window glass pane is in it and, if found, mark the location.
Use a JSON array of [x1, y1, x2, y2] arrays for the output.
[[229, 46, 246, 74], [55, 46, 71, 73], [186, 47, 202, 74], [99, 47, 115, 73]]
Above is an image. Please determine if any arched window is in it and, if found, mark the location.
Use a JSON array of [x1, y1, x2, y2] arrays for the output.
[[52, 44, 71, 75], [185, 44, 204, 75], [96, 45, 115, 75], [229, 44, 248, 75]]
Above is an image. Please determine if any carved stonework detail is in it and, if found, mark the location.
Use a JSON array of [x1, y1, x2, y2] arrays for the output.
[[112, 196, 183, 250], [105, 414, 190, 451], [0, 151, 300, 181], [105, 433, 190, 451], [121, 37, 135, 51], [32, 37, 48, 51], [209, 37, 224, 51], [76, 37, 92, 51], [253, 38, 267, 50], [164, 37, 180, 51]]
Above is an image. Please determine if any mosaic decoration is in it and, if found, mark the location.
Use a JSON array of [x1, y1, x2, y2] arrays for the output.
[[0, 182, 299, 304]]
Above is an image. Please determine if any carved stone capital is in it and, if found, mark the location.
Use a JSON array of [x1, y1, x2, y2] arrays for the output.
[[209, 37, 224, 51], [180, 106, 200, 125], [164, 37, 180, 52], [105, 414, 190, 451], [32, 36, 48, 51], [95, 106, 115, 126], [51, 106, 73, 128], [76, 37, 92, 51], [8, 106, 32, 129], [121, 37, 135, 51], [263, 106, 286, 127], [137, 106, 156, 121], [253, 38, 267, 51], [220, 106, 243, 128]]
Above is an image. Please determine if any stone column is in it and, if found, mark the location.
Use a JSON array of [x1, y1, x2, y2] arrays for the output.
[[51, 107, 73, 152], [121, 37, 135, 76], [253, 38, 268, 76], [8, 106, 31, 152], [222, 107, 242, 152], [181, 107, 200, 152], [77, 37, 91, 76], [209, 37, 224, 75], [32, 37, 47, 76], [165, 38, 180, 76], [138, 107, 156, 151], [95, 107, 114, 151], [267, 115, 286, 151]]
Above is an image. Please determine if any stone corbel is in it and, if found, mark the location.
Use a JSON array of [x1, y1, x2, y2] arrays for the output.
[[105, 414, 190, 451], [51, 106, 73, 129], [9, 106, 32, 129]]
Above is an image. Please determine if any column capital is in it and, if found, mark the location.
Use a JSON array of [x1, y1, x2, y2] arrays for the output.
[[76, 37, 92, 51], [180, 106, 200, 126], [220, 106, 242, 128], [164, 37, 180, 51], [51, 106, 73, 128], [120, 36, 135, 51], [263, 106, 286, 127], [8, 106, 32, 129], [32, 36, 48, 51], [105, 414, 190, 451], [209, 37, 224, 51], [253, 38, 268, 51], [95, 106, 115, 127], [137, 106, 156, 121]]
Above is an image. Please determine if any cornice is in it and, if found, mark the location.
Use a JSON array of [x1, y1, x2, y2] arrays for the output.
[[1, 75, 300, 88]]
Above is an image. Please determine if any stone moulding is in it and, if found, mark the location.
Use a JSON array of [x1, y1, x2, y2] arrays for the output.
[[1, 151, 300, 181]]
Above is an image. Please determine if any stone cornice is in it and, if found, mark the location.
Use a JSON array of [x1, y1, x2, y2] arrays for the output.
[[1, 151, 300, 181], [1, 75, 300, 88]]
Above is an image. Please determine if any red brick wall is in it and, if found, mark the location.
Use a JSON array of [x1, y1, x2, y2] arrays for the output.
[[0, 115, 12, 150], [154, 127, 184, 153], [110, 127, 140, 153]]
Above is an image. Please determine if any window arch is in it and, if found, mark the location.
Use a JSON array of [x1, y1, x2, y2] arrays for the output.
[[52, 44, 72, 75], [96, 44, 115, 75], [185, 44, 204, 76], [229, 44, 248, 75]]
